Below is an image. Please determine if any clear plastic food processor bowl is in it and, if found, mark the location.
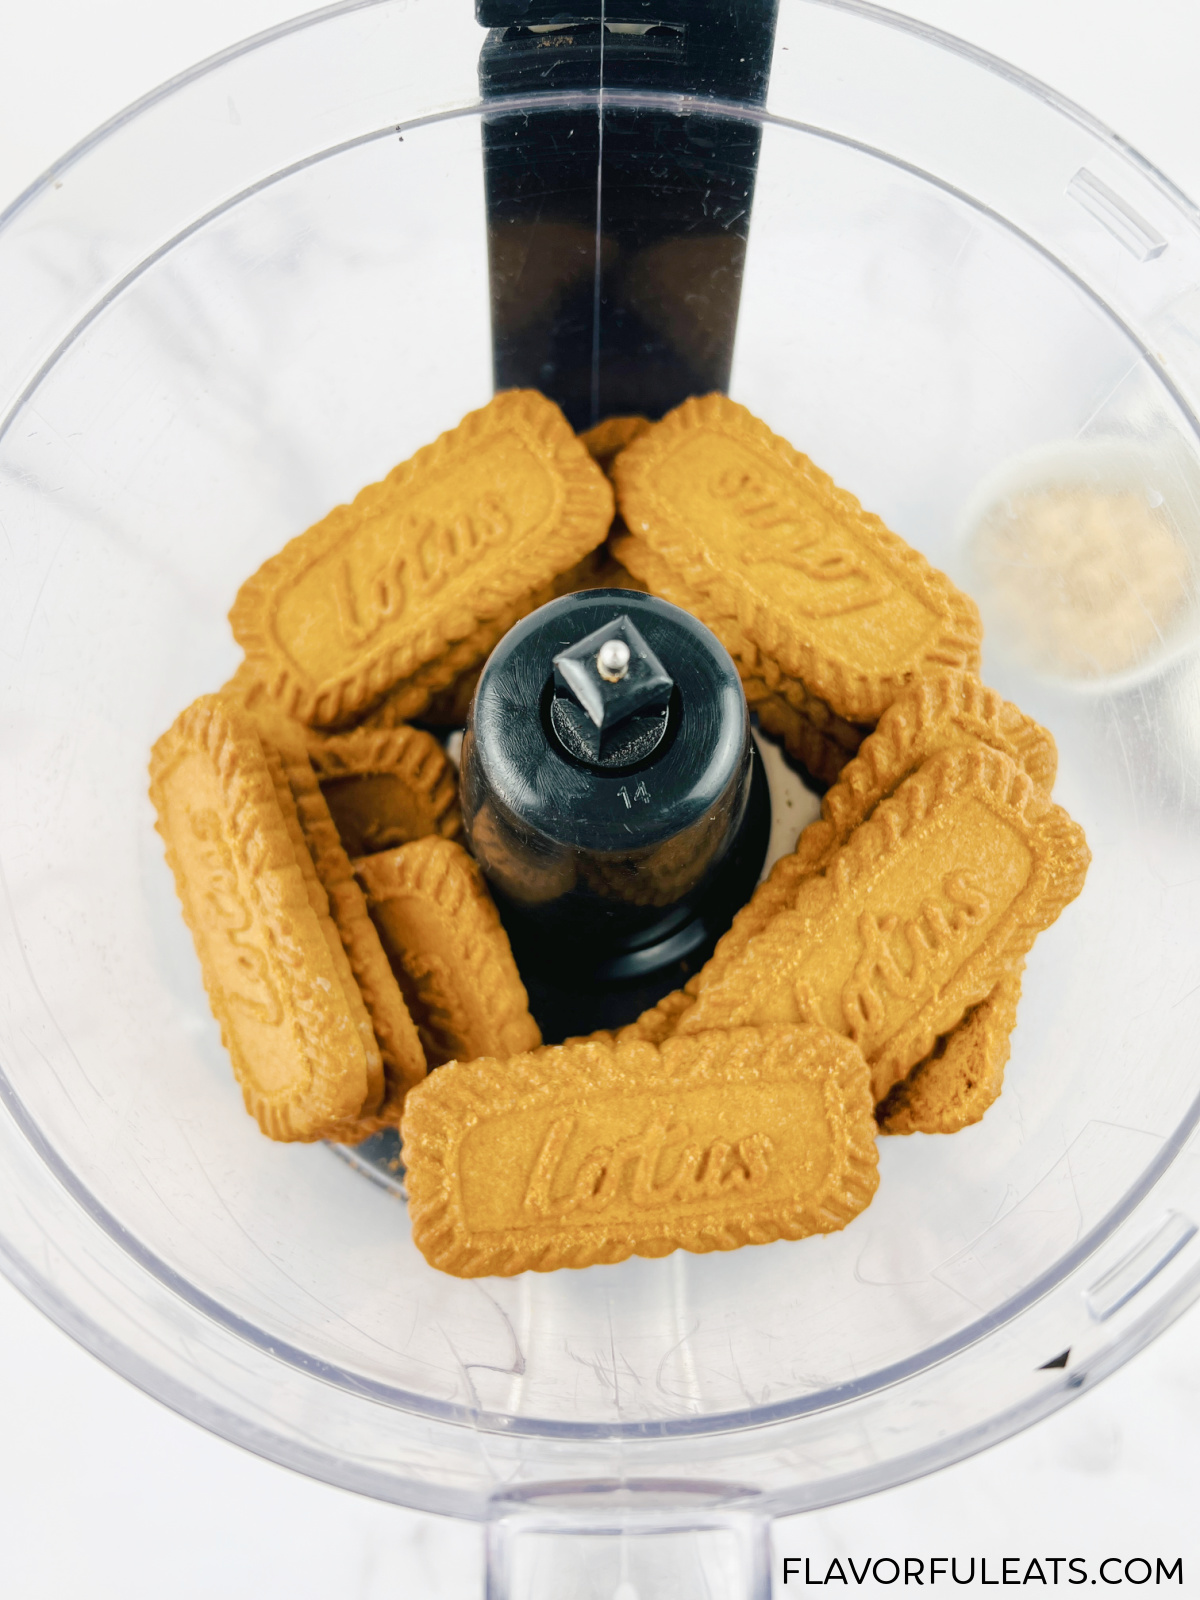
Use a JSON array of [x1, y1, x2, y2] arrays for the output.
[[3, 4, 1200, 1596]]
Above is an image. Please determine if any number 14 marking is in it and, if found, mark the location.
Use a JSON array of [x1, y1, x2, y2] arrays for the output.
[[618, 783, 651, 808]]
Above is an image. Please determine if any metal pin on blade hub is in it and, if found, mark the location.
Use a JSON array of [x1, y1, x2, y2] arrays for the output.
[[550, 614, 673, 767], [597, 638, 630, 681]]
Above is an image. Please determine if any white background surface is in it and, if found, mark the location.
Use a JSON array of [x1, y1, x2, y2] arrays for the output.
[[1, 2, 1199, 1595]]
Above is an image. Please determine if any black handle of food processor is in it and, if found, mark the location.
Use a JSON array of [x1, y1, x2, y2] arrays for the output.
[[477, 0, 780, 428]]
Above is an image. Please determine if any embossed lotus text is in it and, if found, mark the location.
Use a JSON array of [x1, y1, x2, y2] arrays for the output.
[[840, 870, 989, 1042], [334, 493, 512, 649], [522, 1110, 773, 1219], [187, 805, 284, 1026], [402, 1028, 881, 1275], [706, 458, 892, 615]]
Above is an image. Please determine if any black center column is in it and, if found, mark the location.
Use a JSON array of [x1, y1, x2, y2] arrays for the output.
[[477, 0, 780, 429]]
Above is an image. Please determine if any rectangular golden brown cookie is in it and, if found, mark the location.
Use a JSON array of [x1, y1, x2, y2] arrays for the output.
[[631, 671, 1056, 1051], [223, 670, 427, 1131], [230, 389, 614, 728], [354, 836, 540, 1068], [630, 673, 1051, 1131], [149, 696, 378, 1141], [674, 743, 1090, 1102], [402, 1025, 879, 1277], [733, 677, 1046, 1133], [876, 968, 1023, 1135], [258, 738, 386, 1120], [281, 749, 428, 1132], [733, 670, 1058, 948], [613, 394, 982, 722], [306, 722, 461, 858]]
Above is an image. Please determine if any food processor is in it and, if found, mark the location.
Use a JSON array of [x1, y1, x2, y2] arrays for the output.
[[3, 3, 1200, 1596]]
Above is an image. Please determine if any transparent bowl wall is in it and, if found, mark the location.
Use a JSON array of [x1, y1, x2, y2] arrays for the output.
[[3, 0, 1200, 1570]]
